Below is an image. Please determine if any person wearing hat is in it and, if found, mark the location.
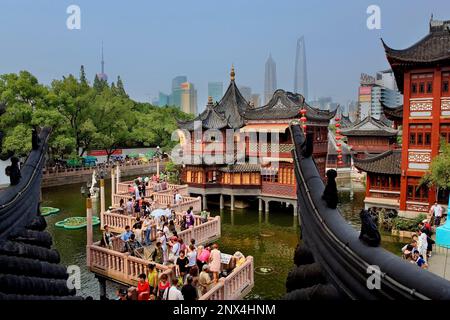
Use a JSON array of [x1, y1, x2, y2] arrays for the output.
[[198, 264, 212, 295]]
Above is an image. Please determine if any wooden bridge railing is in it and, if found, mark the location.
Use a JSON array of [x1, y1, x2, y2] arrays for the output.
[[89, 215, 222, 286], [102, 207, 211, 234], [89, 242, 172, 286], [110, 195, 201, 218], [199, 256, 254, 300]]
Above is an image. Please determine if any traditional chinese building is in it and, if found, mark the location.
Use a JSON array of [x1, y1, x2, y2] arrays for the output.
[[355, 18, 450, 217], [177, 67, 335, 213], [340, 115, 398, 159]]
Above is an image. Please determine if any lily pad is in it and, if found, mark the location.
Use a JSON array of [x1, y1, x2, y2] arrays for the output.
[[41, 207, 60, 216], [55, 216, 100, 230]]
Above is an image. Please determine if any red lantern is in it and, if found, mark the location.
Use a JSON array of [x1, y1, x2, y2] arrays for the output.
[[335, 123, 341, 128], [338, 160, 344, 165], [336, 136, 341, 140], [300, 116, 307, 122], [302, 124, 307, 130], [335, 117, 340, 122], [337, 154, 343, 160], [300, 108, 307, 115], [336, 129, 341, 134], [336, 143, 342, 147]]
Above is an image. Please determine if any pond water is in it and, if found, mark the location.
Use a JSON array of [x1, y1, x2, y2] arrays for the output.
[[41, 179, 404, 300]]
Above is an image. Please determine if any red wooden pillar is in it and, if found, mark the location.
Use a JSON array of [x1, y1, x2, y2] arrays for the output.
[[400, 71, 411, 211], [429, 67, 442, 205], [366, 174, 371, 198]]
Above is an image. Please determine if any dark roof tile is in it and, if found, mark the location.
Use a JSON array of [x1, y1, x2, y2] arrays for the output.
[[353, 149, 401, 175]]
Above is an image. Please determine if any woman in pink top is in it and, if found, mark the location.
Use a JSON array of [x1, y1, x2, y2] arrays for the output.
[[196, 245, 210, 270], [209, 243, 221, 283]]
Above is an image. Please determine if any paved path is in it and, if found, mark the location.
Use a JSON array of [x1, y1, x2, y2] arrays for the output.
[[428, 246, 450, 280]]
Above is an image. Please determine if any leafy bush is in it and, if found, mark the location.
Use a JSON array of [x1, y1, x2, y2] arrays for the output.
[[392, 214, 426, 232]]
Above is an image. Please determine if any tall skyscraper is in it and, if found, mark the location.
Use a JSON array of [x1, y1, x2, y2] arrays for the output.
[[238, 86, 252, 102], [96, 42, 108, 82], [170, 76, 188, 108], [264, 54, 277, 104], [158, 92, 169, 106], [357, 71, 403, 120], [180, 82, 198, 115], [208, 82, 223, 102], [294, 36, 308, 101]]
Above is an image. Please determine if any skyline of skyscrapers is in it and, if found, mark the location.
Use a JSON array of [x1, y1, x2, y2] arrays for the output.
[[294, 36, 308, 101], [264, 54, 277, 104], [208, 82, 223, 103]]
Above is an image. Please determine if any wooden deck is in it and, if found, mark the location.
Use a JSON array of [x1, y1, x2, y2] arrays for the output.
[[88, 175, 254, 300]]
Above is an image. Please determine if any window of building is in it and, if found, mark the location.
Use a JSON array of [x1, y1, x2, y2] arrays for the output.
[[407, 183, 429, 202], [443, 81, 449, 93], [419, 83, 425, 93], [442, 72, 450, 96], [411, 73, 433, 97], [409, 124, 432, 148], [441, 124, 450, 144]]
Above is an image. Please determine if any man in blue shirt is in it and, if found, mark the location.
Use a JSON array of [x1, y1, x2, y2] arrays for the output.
[[119, 225, 133, 241]]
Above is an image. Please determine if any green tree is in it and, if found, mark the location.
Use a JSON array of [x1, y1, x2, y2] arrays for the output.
[[50, 74, 96, 156], [91, 90, 133, 162], [421, 140, 450, 199], [0, 71, 48, 156], [116, 76, 128, 98], [93, 75, 108, 92]]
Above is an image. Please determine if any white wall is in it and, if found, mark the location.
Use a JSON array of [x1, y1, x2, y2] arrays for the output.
[[0, 160, 9, 188]]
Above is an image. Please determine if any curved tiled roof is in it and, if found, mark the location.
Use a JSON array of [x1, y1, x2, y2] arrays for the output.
[[382, 102, 403, 122], [353, 149, 401, 175], [218, 163, 261, 173], [382, 18, 450, 92], [178, 85, 335, 131], [340, 116, 398, 137], [243, 89, 336, 121], [178, 80, 250, 130]]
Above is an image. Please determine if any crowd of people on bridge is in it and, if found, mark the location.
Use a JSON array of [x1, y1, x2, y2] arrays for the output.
[[400, 202, 445, 270], [114, 242, 247, 301]]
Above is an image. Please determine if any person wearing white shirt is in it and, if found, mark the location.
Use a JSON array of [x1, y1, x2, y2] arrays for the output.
[[175, 192, 183, 204], [430, 201, 443, 226], [166, 279, 184, 300], [417, 230, 428, 262]]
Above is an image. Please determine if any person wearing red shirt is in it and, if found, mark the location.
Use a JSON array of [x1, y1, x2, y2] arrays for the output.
[[137, 273, 149, 295]]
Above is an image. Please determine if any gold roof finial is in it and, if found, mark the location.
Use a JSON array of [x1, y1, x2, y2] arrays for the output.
[[207, 96, 213, 105], [230, 64, 235, 81]]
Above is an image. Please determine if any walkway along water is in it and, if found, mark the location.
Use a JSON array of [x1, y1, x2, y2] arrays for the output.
[[86, 168, 255, 300]]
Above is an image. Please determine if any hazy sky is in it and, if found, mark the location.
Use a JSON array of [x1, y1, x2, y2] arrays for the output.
[[0, 0, 449, 111]]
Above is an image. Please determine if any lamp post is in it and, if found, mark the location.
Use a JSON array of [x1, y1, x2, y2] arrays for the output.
[[98, 170, 106, 229], [81, 187, 93, 266], [155, 146, 162, 178]]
